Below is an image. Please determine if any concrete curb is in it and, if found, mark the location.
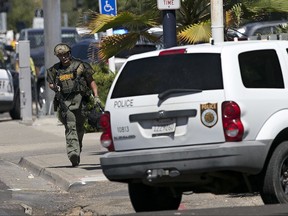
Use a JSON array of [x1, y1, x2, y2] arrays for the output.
[[18, 153, 108, 192], [18, 157, 73, 191], [6, 115, 109, 193]]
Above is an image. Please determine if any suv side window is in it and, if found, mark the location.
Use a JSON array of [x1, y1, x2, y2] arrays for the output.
[[239, 50, 284, 88], [111, 53, 223, 98]]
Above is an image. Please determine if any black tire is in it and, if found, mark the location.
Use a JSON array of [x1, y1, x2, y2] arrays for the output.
[[260, 141, 288, 204], [128, 182, 182, 212], [9, 89, 21, 120]]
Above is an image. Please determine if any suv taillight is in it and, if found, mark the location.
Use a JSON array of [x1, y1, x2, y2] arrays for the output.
[[100, 112, 115, 151], [222, 101, 244, 142]]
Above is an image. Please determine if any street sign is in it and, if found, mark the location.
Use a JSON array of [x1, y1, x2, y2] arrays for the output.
[[157, 0, 181, 10], [99, 0, 117, 16]]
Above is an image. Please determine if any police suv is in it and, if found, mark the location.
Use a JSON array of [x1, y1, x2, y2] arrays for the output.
[[100, 40, 288, 212], [0, 68, 14, 113]]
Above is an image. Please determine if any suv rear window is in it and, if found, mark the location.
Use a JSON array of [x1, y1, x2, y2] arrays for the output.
[[111, 53, 223, 98], [239, 50, 284, 88]]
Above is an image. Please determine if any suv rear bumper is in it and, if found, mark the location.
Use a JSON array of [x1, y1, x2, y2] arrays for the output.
[[100, 140, 270, 182]]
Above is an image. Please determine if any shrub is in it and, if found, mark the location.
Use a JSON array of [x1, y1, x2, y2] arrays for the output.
[[92, 63, 117, 104], [84, 63, 117, 133]]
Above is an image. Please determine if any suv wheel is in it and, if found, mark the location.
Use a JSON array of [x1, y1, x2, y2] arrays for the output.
[[260, 141, 288, 204], [9, 89, 21, 120], [128, 182, 182, 212]]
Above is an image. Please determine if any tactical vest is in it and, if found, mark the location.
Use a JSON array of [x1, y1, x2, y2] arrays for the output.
[[55, 61, 88, 95]]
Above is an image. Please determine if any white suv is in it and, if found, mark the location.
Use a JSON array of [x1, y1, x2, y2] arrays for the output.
[[100, 40, 288, 212], [0, 68, 14, 116]]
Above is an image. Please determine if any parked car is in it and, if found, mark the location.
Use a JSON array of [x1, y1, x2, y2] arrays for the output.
[[18, 27, 81, 73], [0, 42, 20, 119], [100, 40, 288, 212], [0, 67, 14, 113], [71, 38, 99, 63], [227, 20, 288, 40], [0, 65, 20, 119]]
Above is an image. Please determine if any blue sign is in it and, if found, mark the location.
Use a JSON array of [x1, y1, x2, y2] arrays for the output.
[[99, 0, 117, 16]]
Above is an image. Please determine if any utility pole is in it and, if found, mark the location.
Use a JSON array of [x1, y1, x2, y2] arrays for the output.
[[18, 41, 33, 125], [43, 0, 61, 115], [0, 0, 9, 33], [211, 0, 224, 43]]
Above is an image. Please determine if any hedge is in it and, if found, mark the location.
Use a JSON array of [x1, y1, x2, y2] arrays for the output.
[[84, 63, 117, 133]]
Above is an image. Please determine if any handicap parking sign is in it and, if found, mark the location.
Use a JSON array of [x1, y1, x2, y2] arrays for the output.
[[99, 0, 117, 16]]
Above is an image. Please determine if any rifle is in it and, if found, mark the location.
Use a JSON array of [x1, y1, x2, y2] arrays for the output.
[[56, 90, 68, 113], [53, 81, 69, 120]]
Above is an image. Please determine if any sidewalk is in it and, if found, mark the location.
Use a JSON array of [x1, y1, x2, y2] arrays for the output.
[[17, 116, 108, 192]]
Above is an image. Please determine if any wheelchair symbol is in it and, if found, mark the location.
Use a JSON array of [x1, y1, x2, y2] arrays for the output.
[[104, 0, 114, 13]]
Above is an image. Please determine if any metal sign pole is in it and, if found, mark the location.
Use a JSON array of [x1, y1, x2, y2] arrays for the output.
[[43, 0, 61, 115], [106, 28, 115, 72], [0, 12, 6, 32], [99, 0, 117, 73], [162, 10, 177, 48], [18, 41, 33, 125], [157, 0, 180, 48]]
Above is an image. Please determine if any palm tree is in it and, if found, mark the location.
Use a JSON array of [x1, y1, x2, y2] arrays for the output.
[[176, 0, 212, 45], [81, 0, 288, 61], [177, 0, 211, 26], [81, 9, 160, 61], [81, 0, 212, 61]]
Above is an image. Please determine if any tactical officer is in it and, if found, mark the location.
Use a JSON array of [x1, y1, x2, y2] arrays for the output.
[[46, 43, 100, 167]]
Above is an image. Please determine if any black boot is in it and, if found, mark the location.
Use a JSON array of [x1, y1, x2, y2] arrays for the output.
[[70, 154, 79, 167]]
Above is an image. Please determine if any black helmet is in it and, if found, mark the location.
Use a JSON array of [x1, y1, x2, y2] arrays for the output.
[[54, 43, 71, 55]]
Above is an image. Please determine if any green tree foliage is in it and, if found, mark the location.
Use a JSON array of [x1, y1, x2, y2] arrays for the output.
[[92, 64, 116, 103], [178, 20, 211, 44], [81, 0, 215, 59], [177, 0, 210, 26], [245, 0, 288, 13], [81, 0, 99, 12], [82, 10, 160, 60], [7, 0, 41, 32], [224, 0, 288, 33], [84, 64, 116, 132], [7, 0, 99, 32], [176, 0, 211, 44]]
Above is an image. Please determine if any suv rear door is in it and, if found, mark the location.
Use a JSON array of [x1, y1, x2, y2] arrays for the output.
[[106, 49, 226, 151]]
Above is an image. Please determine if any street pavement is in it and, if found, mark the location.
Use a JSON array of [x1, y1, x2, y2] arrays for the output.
[[7, 115, 108, 192], [5, 115, 288, 216]]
